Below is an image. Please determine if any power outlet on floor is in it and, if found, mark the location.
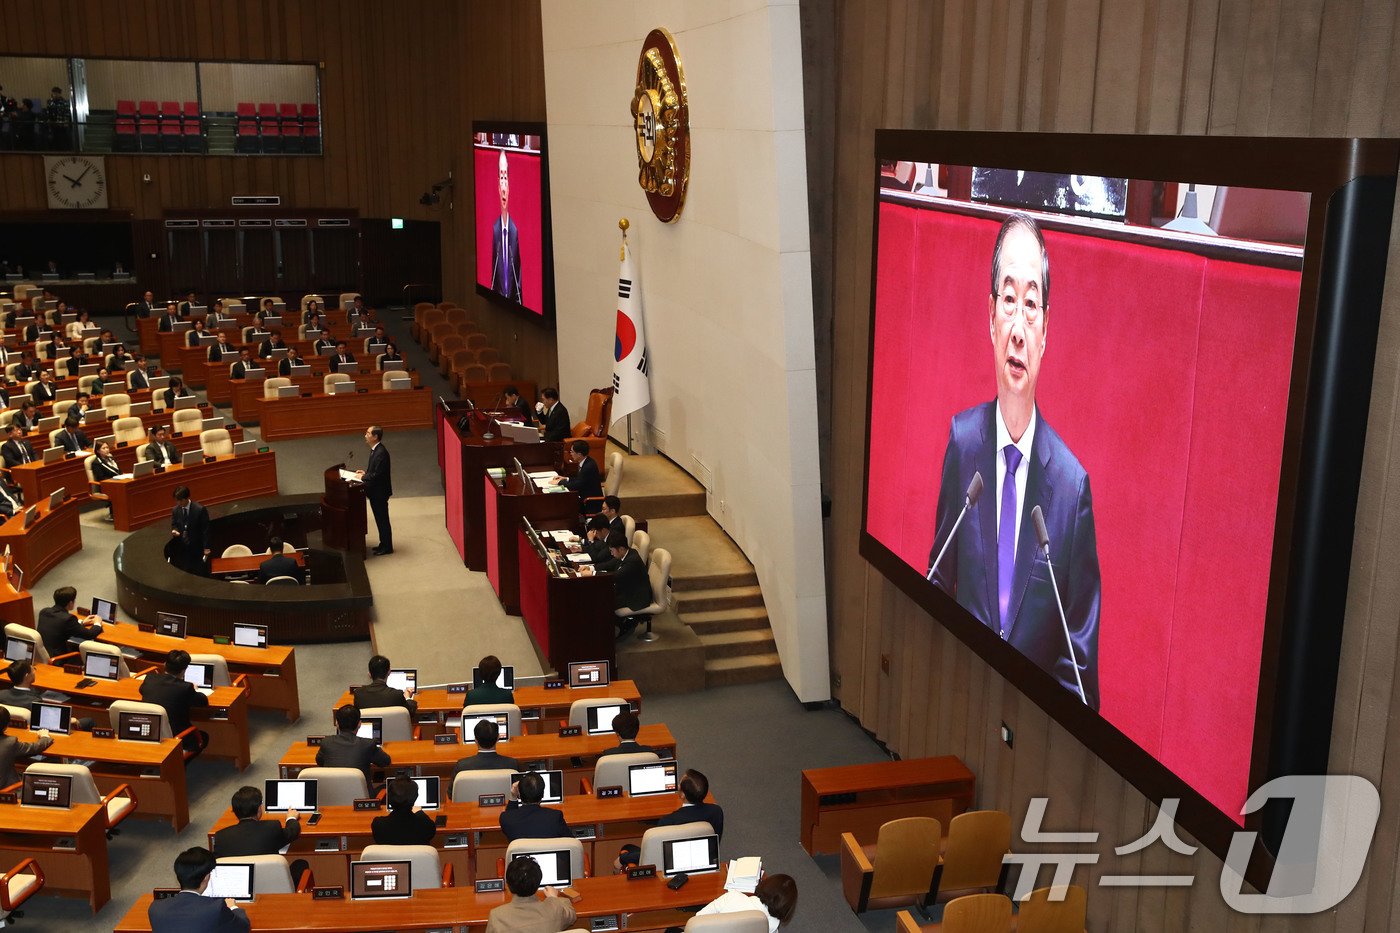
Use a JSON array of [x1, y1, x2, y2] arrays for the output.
[[1000, 721, 1014, 749], [880, 654, 890, 674]]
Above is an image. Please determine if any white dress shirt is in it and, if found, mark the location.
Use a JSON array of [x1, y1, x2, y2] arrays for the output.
[[993, 402, 1038, 561]]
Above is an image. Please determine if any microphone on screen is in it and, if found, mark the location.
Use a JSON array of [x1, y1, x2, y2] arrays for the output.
[[1031, 505, 1088, 706], [926, 471, 984, 583]]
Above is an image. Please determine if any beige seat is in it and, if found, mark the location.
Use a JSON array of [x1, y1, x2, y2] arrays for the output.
[[450, 768, 515, 802], [585, 751, 660, 796], [631, 529, 651, 565], [172, 407, 202, 435], [52, 399, 76, 422], [242, 326, 258, 343], [1014, 885, 1087, 933], [188, 653, 233, 687], [25, 763, 136, 835], [640, 821, 718, 869], [266, 541, 296, 554], [360, 845, 453, 890], [217, 855, 300, 895], [684, 912, 770, 932], [300, 294, 325, 312], [360, 706, 414, 743], [200, 428, 233, 457], [0, 411, 12, 431], [296, 767, 368, 806], [383, 371, 412, 391], [134, 441, 151, 461], [4, 623, 48, 664], [604, 452, 624, 496], [79, 640, 133, 680], [339, 292, 361, 308], [621, 515, 636, 543], [265, 575, 299, 586], [323, 372, 352, 393], [841, 816, 942, 913], [1, 704, 29, 727], [82, 455, 110, 503], [264, 376, 292, 399], [0, 857, 44, 923], [933, 810, 1012, 902], [33, 341, 51, 360], [566, 697, 631, 730], [615, 549, 671, 643], [46, 427, 65, 449], [461, 703, 522, 738], [112, 417, 146, 446], [78, 374, 97, 393], [505, 838, 585, 883], [101, 393, 131, 417], [108, 699, 200, 762], [221, 544, 253, 557]]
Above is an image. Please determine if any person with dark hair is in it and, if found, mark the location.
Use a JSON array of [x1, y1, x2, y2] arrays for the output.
[[229, 347, 256, 380], [257, 537, 304, 585], [466, 655, 513, 705], [129, 353, 151, 390], [107, 342, 132, 372], [256, 329, 287, 360], [451, 716, 522, 784], [356, 425, 393, 555], [179, 290, 199, 317], [37, 585, 103, 658], [140, 648, 210, 756], [552, 440, 602, 509], [499, 771, 570, 842], [1, 660, 93, 730], [146, 424, 180, 467], [353, 654, 416, 714], [11, 401, 37, 434], [157, 301, 180, 333], [28, 369, 55, 404], [170, 485, 211, 574], [55, 411, 90, 454], [536, 388, 570, 442], [329, 340, 356, 374], [212, 785, 301, 857], [315, 704, 391, 785], [697, 873, 798, 930], [377, 341, 403, 367], [601, 495, 625, 541], [185, 317, 208, 348], [1, 423, 37, 468], [91, 440, 121, 521], [207, 329, 232, 362], [312, 329, 337, 356], [278, 347, 307, 377], [371, 775, 437, 845], [501, 386, 533, 424], [135, 289, 158, 318], [147, 846, 250, 932], [0, 700, 52, 785], [581, 515, 612, 563], [612, 843, 641, 874], [602, 534, 651, 635], [485, 851, 576, 932], [657, 768, 725, 840], [163, 374, 194, 409], [367, 325, 388, 351], [596, 709, 658, 758]]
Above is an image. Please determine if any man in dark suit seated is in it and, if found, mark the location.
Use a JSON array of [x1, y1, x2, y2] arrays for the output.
[[256, 330, 287, 360], [315, 704, 391, 787], [657, 768, 725, 841], [257, 536, 304, 585], [501, 385, 534, 423], [371, 776, 436, 846], [579, 515, 612, 563], [602, 495, 625, 542], [28, 369, 56, 404], [553, 440, 602, 511], [37, 586, 104, 658], [596, 709, 658, 758], [451, 717, 522, 784], [212, 785, 301, 857], [0, 479, 22, 520], [55, 412, 90, 454], [12, 352, 38, 384], [163, 375, 194, 409], [329, 340, 356, 374], [601, 533, 652, 623], [537, 387, 570, 442], [352, 654, 417, 716], [1, 423, 37, 468], [146, 425, 180, 468], [147, 846, 250, 933], [157, 301, 180, 333], [312, 332, 337, 355], [499, 770, 570, 842], [0, 660, 92, 730], [135, 290, 158, 319], [184, 318, 208, 348], [128, 354, 151, 390], [139, 649, 210, 757], [207, 331, 233, 362], [229, 347, 256, 380], [278, 348, 306, 376], [366, 326, 389, 352], [178, 290, 199, 317], [465, 654, 514, 706]]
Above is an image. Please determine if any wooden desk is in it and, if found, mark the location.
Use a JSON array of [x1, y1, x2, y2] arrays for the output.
[[98, 621, 302, 722], [230, 369, 421, 423], [0, 801, 109, 911], [209, 551, 307, 576], [0, 496, 81, 586], [100, 450, 278, 531], [0, 567, 34, 626], [14, 726, 191, 830], [32, 664, 253, 771], [486, 476, 579, 614], [519, 528, 617, 676], [331, 680, 643, 722], [799, 756, 976, 855], [114, 871, 727, 932], [256, 387, 434, 440]]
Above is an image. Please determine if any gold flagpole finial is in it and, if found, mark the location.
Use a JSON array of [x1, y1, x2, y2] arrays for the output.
[[619, 218, 630, 261]]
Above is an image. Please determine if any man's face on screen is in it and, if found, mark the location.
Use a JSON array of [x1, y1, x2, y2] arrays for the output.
[[989, 224, 1047, 423], [498, 157, 510, 215]]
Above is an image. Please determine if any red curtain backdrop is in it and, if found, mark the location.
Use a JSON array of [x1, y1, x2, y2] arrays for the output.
[[474, 146, 545, 316], [866, 202, 1302, 820]]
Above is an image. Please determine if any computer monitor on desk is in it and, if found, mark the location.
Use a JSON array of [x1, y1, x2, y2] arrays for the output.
[[203, 863, 254, 902], [20, 772, 71, 808], [586, 703, 626, 736], [90, 597, 117, 623], [83, 652, 119, 681], [628, 759, 679, 797], [461, 712, 508, 743], [233, 623, 267, 648], [264, 778, 318, 813], [509, 770, 563, 803], [183, 662, 214, 694], [31, 702, 71, 735], [568, 660, 610, 689], [385, 669, 416, 695], [501, 421, 540, 444], [156, 612, 187, 638], [356, 717, 384, 745], [118, 711, 162, 742], [661, 834, 720, 878], [511, 850, 572, 887], [411, 775, 441, 810], [3, 636, 33, 662], [350, 860, 412, 900]]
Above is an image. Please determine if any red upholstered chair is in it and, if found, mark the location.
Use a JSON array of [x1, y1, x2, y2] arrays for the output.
[[487, 362, 513, 383], [236, 102, 259, 153], [258, 103, 280, 152], [159, 101, 182, 151], [182, 101, 203, 151], [138, 100, 160, 152]]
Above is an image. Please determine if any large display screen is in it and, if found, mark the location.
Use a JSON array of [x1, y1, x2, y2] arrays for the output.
[[860, 131, 1399, 880], [473, 122, 554, 323]]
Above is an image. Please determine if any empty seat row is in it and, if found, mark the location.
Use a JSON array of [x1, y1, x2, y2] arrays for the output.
[[114, 100, 201, 153], [236, 103, 320, 154]]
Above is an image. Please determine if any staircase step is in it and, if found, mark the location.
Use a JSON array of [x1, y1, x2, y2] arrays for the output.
[[671, 570, 759, 592], [699, 628, 776, 659], [681, 607, 770, 635], [673, 585, 764, 613], [705, 652, 784, 687]]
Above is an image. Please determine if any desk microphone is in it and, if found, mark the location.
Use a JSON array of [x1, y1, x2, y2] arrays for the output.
[[1031, 505, 1087, 705], [926, 471, 983, 582]]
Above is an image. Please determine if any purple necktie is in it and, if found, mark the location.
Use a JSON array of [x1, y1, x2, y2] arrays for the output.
[[998, 444, 1023, 636]]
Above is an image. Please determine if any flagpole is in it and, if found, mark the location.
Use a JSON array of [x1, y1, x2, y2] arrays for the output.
[[620, 218, 636, 456]]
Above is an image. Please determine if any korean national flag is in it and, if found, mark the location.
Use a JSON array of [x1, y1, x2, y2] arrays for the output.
[[611, 240, 651, 423]]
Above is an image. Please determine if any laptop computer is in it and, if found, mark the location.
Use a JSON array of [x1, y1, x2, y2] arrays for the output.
[[46, 489, 64, 510], [628, 759, 679, 797], [174, 396, 198, 410], [501, 421, 541, 445], [330, 381, 354, 395], [201, 416, 224, 430], [36, 416, 59, 433], [20, 772, 71, 808], [117, 710, 162, 741], [83, 652, 119, 681], [289, 364, 312, 377], [156, 611, 187, 638], [233, 623, 268, 648], [511, 850, 572, 887], [202, 863, 254, 902], [661, 833, 721, 878], [233, 440, 257, 456], [410, 775, 441, 810], [30, 701, 72, 735], [585, 703, 627, 736], [129, 401, 152, 416], [460, 712, 509, 743], [4, 635, 33, 662], [350, 860, 412, 900], [242, 367, 266, 380], [277, 385, 299, 399], [355, 717, 384, 745], [54, 387, 77, 402], [264, 778, 318, 813], [381, 359, 405, 371], [385, 669, 416, 695], [90, 597, 117, 622], [181, 450, 202, 467], [510, 770, 563, 803], [568, 660, 610, 689], [132, 460, 156, 477], [183, 661, 215, 695], [472, 665, 515, 689], [82, 407, 108, 425], [41, 446, 64, 464]]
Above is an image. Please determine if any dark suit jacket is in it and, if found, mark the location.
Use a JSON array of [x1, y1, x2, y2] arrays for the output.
[[172, 501, 211, 554], [148, 890, 250, 933], [147, 440, 180, 466], [277, 357, 303, 376], [451, 748, 521, 783], [1, 438, 36, 468], [230, 360, 254, 380], [258, 553, 304, 585], [362, 443, 392, 499], [186, 330, 207, 348], [157, 313, 178, 333], [490, 215, 523, 303], [29, 381, 55, 404], [540, 402, 570, 443], [0, 686, 39, 711], [371, 808, 437, 846], [562, 455, 602, 502], [0, 732, 51, 785], [930, 401, 1101, 709], [313, 338, 336, 355], [257, 339, 286, 359], [56, 427, 89, 453], [208, 342, 232, 362], [329, 353, 356, 373], [212, 816, 301, 857], [315, 731, 391, 784], [129, 368, 150, 390], [163, 387, 192, 408], [465, 684, 514, 707], [37, 605, 102, 658], [658, 802, 726, 841], [135, 300, 157, 319], [612, 549, 652, 612], [597, 739, 659, 759], [139, 669, 210, 735], [353, 680, 416, 717], [91, 456, 122, 482], [499, 801, 569, 842]]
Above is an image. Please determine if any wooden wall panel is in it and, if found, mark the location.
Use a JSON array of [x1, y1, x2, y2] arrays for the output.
[[809, 0, 1400, 929], [197, 62, 317, 111]]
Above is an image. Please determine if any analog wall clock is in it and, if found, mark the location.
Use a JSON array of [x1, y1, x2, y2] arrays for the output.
[[45, 155, 109, 210]]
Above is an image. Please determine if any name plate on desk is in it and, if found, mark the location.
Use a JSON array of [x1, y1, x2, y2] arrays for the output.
[[474, 878, 505, 894], [544, 679, 565, 689], [305, 735, 323, 747], [478, 793, 506, 807], [626, 865, 657, 880], [92, 727, 114, 739], [447, 683, 468, 694], [596, 785, 624, 799], [433, 733, 458, 746], [0, 792, 15, 805], [312, 885, 344, 900], [558, 726, 582, 738], [353, 798, 382, 811], [152, 888, 180, 900]]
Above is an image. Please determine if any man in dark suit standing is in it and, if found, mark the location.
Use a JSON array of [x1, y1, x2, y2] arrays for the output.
[[451, 717, 522, 785], [170, 486, 211, 575], [257, 537, 304, 585], [212, 785, 301, 857], [537, 387, 570, 442], [656, 769, 725, 841], [928, 212, 1101, 709], [146, 425, 180, 468], [490, 149, 523, 303], [499, 771, 569, 842], [595, 709, 659, 759], [352, 654, 416, 716], [1, 423, 36, 468], [356, 425, 393, 555], [554, 440, 602, 510], [37, 586, 103, 658], [315, 704, 391, 787], [139, 649, 209, 756], [148, 847, 250, 933]]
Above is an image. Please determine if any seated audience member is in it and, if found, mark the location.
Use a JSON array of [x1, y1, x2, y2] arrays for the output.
[[553, 440, 602, 509], [466, 654, 514, 705], [74, 392, 92, 414], [537, 387, 570, 442], [351, 296, 377, 323], [352, 654, 417, 715], [91, 366, 113, 397], [19, 319, 41, 344], [499, 770, 570, 842], [0, 659, 93, 730], [129, 354, 151, 390], [602, 495, 625, 541], [367, 326, 388, 350], [257, 330, 287, 359], [10, 401, 37, 433], [212, 785, 301, 856], [163, 375, 193, 409], [29, 369, 56, 403], [157, 301, 180, 333], [0, 479, 21, 519], [139, 649, 210, 756], [211, 299, 230, 323], [502, 385, 533, 423], [0, 711, 52, 786], [302, 299, 322, 324], [146, 424, 180, 467], [597, 709, 658, 758], [698, 875, 798, 931], [657, 768, 725, 841], [135, 289, 157, 318], [258, 297, 276, 322], [0, 423, 36, 468], [315, 704, 391, 785], [304, 310, 324, 333], [378, 341, 403, 365], [452, 717, 522, 783], [257, 536, 305, 585], [371, 775, 437, 846], [230, 347, 256, 379], [313, 331, 337, 355], [603, 534, 652, 637], [581, 516, 612, 562], [91, 440, 121, 521], [207, 330, 232, 361], [278, 347, 307, 376], [65, 308, 91, 340], [484, 854, 576, 933], [178, 290, 199, 316], [147, 846, 250, 933], [185, 317, 208, 347], [329, 340, 356, 373], [37, 585, 103, 658], [56, 412, 90, 454], [108, 343, 132, 371]]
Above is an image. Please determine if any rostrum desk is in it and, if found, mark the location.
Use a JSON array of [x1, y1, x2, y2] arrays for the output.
[[0, 496, 82, 587], [484, 474, 578, 614], [99, 450, 279, 531], [255, 386, 433, 440]]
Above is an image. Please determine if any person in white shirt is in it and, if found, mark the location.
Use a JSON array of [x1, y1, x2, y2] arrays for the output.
[[696, 874, 797, 932]]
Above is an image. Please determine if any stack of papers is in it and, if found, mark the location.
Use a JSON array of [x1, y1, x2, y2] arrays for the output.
[[338, 469, 360, 483], [526, 470, 559, 486], [565, 553, 592, 563], [548, 530, 575, 542], [724, 857, 762, 893]]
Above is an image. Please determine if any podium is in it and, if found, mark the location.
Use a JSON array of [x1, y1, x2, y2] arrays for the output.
[[518, 527, 617, 674], [321, 463, 366, 556]]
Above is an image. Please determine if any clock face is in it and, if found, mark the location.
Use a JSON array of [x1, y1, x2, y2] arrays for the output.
[[44, 156, 108, 210]]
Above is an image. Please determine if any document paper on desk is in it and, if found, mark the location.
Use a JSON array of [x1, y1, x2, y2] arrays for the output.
[[725, 857, 762, 893], [338, 469, 360, 483]]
